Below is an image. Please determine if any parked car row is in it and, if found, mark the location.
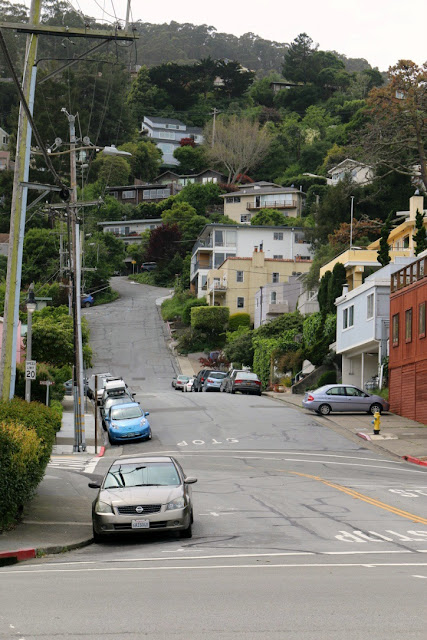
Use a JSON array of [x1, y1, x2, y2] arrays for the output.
[[90, 373, 152, 445], [173, 368, 262, 396]]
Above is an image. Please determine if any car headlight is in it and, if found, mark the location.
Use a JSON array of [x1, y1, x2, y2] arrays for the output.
[[140, 418, 147, 427], [95, 500, 114, 514], [166, 497, 185, 511], [110, 422, 119, 430]]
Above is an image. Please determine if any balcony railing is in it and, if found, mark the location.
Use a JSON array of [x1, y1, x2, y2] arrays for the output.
[[391, 256, 427, 292], [193, 238, 213, 252], [247, 200, 297, 211], [209, 279, 227, 292]]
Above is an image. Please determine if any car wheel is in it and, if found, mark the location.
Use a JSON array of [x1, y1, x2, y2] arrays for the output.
[[180, 523, 192, 538], [92, 525, 102, 543], [257, 391, 262, 396], [318, 404, 331, 416], [84, 302, 91, 308], [231, 389, 236, 394], [369, 403, 382, 415], [190, 509, 194, 524], [147, 430, 152, 440]]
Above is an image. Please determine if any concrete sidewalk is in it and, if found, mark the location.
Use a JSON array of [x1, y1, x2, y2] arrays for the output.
[[265, 390, 427, 463], [0, 396, 106, 564]]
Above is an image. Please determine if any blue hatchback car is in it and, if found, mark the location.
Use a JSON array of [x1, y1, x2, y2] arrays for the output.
[[105, 402, 151, 445]]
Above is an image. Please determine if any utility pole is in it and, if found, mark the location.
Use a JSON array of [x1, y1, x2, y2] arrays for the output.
[[63, 109, 86, 452], [0, 12, 137, 401], [350, 195, 355, 249], [0, 0, 41, 400], [211, 108, 219, 148]]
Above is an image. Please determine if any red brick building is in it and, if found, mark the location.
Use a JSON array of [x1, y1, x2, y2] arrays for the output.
[[389, 255, 427, 423]]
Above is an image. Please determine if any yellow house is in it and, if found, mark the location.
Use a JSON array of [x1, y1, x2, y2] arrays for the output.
[[319, 194, 425, 290], [219, 182, 305, 225], [205, 249, 312, 322]]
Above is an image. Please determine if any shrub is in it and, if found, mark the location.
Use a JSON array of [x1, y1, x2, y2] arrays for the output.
[[315, 370, 337, 388], [191, 306, 230, 332], [228, 312, 251, 331], [0, 421, 42, 530], [176, 327, 224, 354], [182, 298, 208, 325], [15, 362, 72, 404], [130, 272, 156, 286]]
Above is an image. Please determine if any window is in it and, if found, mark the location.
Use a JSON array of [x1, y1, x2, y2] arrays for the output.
[[225, 196, 240, 203], [273, 254, 283, 259], [419, 302, 426, 338], [270, 291, 277, 304], [272, 272, 279, 284], [392, 313, 399, 346], [367, 293, 374, 319], [159, 131, 175, 140], [240, 214, 250, 223], [236, 270, 244, 283], [201, 276, 207, 289], [274, 232, 283, 240], [225, 231, 236, 246], [403, 236, 410, 249], [121, 190, 136, 199], [326, 387, 346, 396], [237, 297, 245, 308], [202, 177, 217, 184], [405, 308, 412, 342], [214, 230, 224, 245], [345, 387, 366, 397], [214, 252, 225, 268], [343, 305, 354, 329]]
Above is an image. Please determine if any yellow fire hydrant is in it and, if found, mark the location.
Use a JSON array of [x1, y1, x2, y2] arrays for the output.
[[372, 411, 381, 435]]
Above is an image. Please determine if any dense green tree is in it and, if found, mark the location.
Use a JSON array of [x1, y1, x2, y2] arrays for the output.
[[250, 209, 287, 226], [413, 210, 427, 256], [172, 146, 209, 174], [94, 155, 131, 187], [21, 228, 59, 285], [83, 232, 126, 291], [31, 306, 91, 367], [283, 33, 317, 84], [317, 271, 332, 314], [377, 211, 393, 266], [174, 182, 222, 215], [118, 140, 162, 182], [327, 263, 347, 311], [126, 65, 171, 124], [224, 330, 255, 367]]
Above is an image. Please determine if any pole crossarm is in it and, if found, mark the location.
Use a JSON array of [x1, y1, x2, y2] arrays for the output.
[[21, 181, 64, 191], [0, 23, 138, 41]]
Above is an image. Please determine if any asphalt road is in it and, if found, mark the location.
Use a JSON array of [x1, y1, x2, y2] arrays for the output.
[[2, 277, 427, 639]]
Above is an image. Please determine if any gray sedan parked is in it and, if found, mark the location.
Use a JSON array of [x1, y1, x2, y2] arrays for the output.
[[302, 384, 389, 416]]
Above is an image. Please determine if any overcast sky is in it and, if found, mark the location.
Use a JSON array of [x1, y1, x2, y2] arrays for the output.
[[30, 0, 427, 71]]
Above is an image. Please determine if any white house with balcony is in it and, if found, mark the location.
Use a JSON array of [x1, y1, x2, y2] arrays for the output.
[[335, 257, 414, 389], [97, 218, 162, 244], [141, 116, 204, 167], [190, 223, 313, 298], [328, 159, 374, 186], [220, 182, 305, 224]]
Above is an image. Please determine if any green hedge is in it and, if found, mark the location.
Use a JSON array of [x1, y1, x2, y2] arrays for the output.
[[0, 421, 42, 530], [181, 298, 208, 325], [228, 312, 251, 331], [315, 370, 337, 388], [191, 306, 230, 332]]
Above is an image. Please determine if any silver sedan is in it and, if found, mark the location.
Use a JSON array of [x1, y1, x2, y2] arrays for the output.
[[89, 456, 197, 541], [302, 384, 390, 416]]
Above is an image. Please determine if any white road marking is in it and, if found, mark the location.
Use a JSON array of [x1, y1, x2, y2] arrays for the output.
[[4, 562, 427, 575], [412, 574, 427, 579], [85, 456, 101, 474], [146, 449, 404, 463]]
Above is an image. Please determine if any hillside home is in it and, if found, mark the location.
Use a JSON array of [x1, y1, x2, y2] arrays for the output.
[[328, 159, 374, 186], [254, 276, 309, 328], [141, 116, 204, 166], [155, 169, 225, 186], [206, 250, 312, 323], [106, 183, 180, 206], [335, 258, 413, 389], [220, 182, 305, 224], [0, 127, 9, 151], [389, 251, 427, 424], [0, 233, 9, 257], [0, 151, 11, 171], [98, 219, 162, 244], [319, 194, 426, 290], [190, 223, 313, 299]]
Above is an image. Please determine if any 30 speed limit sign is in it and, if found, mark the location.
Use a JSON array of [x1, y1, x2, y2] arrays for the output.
[[25, 360, 36, 380]]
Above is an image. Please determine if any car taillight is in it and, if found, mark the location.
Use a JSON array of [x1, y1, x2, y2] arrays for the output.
[[235, 379, 243, 384], [255, 380, 261, 385], [307, 394, 314, 401], [207, 378, 214, 383], [201, 377, 205, 382]]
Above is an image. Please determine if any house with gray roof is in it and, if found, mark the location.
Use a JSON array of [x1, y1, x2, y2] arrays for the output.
[[141, 116, 204, 167], [220, 182, 305, 224]]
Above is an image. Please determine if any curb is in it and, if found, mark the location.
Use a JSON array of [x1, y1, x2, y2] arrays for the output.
[[402, 455, 427, 467], [0, 547, 36, 566], [356, 432, 372, 441], [96, 446, 105, 457]]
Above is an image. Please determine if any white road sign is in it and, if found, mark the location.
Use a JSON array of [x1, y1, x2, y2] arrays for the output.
[[25, 360, 36, 380]]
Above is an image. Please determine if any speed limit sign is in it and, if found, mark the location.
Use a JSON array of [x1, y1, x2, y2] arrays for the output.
[[25, 360, 36, 380]]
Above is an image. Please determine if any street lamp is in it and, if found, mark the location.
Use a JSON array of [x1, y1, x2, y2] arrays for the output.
[[25, 283, 37, 403]]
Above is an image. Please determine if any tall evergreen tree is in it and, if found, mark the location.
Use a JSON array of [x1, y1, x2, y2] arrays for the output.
[[377, 211, 393, 266], [413, 209, 427, 256]]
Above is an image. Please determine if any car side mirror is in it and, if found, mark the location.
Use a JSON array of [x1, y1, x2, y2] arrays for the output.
[[132, 392, 136, 397], [184, 477, 197, 484], [144, 411, 150, 417], [88, 482, 101, 489]]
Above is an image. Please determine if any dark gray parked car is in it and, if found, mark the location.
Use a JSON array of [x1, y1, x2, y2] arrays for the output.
[[302, 384, 389, 416], [220, 370, 262, 396]]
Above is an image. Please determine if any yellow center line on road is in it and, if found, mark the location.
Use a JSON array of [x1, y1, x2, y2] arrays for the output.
[[288, 471, 427, 525]]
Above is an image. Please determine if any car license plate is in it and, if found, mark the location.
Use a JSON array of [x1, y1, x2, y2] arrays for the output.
[[131, 519, 149, 529]]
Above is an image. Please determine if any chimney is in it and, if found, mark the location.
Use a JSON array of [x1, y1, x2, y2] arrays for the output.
[[253, 248, 265, 267], [342, 284, 349, 296], [409, 193, 424, 221]]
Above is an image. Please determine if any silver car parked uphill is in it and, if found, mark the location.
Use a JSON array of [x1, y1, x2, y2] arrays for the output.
[[89, 456, 197, 541], [302, 384, 389, 416]]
